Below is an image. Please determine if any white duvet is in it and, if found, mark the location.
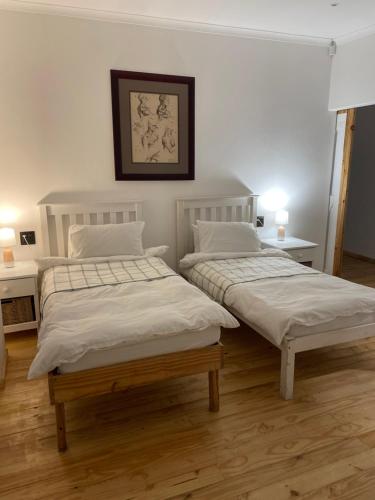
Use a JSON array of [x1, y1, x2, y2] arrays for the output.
[[28, 262, 238, 379], [180, 251, 375, 346]]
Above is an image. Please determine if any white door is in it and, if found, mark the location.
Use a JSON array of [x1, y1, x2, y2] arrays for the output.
[[324, 113, 347, 274]]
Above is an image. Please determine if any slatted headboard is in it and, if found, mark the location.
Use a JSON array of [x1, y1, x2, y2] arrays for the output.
[[40, 201, 143, 257], [176, 195, 259, 262]]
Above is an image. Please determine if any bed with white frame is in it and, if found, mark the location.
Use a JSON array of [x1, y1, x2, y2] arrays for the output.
[[176, 195, 375, 400], [39, 201, 227, 451]]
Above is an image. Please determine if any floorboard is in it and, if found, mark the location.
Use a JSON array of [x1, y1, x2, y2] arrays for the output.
[[1, 261, 375, 499], [341, 255, 375, 288]]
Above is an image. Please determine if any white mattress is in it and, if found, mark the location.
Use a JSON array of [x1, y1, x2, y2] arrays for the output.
[[59, 326, 220, 373], [180, 251, 375, 346], [29, 261, 237, 379], [224, 274, 375, 345], [228, 305, 375, 343]]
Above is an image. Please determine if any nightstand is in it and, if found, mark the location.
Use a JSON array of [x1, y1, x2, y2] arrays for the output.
[[0, 261, 40, 334], [261, 237, 319, 268]]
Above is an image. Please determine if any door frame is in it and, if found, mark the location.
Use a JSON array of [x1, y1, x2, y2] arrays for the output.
[[332, 108, 356, 276]]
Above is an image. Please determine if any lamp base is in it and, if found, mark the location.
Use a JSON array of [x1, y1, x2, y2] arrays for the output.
[[3, 248, 15, 268], [277, 225, 286, 241]]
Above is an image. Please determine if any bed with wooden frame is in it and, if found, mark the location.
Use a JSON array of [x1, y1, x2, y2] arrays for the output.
[[176, 195, 375, 400], [39, 201, 223, 451]]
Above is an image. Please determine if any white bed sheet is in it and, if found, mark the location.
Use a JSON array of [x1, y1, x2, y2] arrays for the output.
[[180, 251, 375, 346], [224, 273, 375, 345], [28, 264, 238, 379], [59, 326, 220, 373]]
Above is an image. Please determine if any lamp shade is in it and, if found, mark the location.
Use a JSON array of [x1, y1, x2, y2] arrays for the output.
[[0, 227, 16, 247], [275, 209, 289, 225]]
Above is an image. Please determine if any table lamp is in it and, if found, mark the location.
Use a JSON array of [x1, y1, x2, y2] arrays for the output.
[[275, 210, 288, 241], [0, 228, 17, 267]]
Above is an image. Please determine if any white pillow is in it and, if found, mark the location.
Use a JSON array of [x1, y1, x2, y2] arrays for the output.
[[68, 222, 145, 258], [197, 220, 261, 253], [192, 224, 200, 252]]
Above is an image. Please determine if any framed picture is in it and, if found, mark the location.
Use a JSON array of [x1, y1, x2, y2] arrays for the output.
[[111, 70, 195, 181]]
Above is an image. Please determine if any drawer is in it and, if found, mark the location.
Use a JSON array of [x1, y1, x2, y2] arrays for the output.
[[0, 278, 36, 300], [287, 248, 316, 263]]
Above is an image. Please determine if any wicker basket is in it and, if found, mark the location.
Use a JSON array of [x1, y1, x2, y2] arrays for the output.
[[1, 296, 35, 325]]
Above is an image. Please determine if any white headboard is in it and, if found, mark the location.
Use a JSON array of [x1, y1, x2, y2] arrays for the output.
[[176, 195, 258, 262], [40, 201, 143, 257]]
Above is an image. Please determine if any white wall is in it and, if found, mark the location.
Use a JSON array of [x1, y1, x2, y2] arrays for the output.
[[0, 10, 335, 269], [344, 105, 375, 259], [329, 33, 375, 111]]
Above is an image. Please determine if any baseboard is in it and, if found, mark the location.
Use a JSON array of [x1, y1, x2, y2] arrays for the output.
[[344, 250, 375, 264]]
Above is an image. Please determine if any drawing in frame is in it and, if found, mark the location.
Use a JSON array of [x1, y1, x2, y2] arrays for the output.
[[111, 70, 195, 180]]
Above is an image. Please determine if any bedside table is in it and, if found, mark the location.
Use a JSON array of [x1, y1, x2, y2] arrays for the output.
[[0, 261, 40, 334], [261, 237, 319, 268]]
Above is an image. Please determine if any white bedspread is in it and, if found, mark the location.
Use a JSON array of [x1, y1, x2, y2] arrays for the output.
[[28, 262, 238, 379], [181, 251, 375, 346]]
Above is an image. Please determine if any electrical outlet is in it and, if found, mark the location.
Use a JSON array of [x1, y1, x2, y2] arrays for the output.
[[20, 231, 36, 245], [256, 216, 264, 228]]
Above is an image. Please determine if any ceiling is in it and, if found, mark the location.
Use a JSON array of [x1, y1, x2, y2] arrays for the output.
[[1, 0, 375, 46]]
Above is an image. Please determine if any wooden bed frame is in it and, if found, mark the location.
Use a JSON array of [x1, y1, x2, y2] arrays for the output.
[[176, 195, 375, 400], [40, 201, 223, 451]]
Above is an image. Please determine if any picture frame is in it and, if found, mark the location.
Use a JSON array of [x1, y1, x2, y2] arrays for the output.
[[111, 70, 195, 181]]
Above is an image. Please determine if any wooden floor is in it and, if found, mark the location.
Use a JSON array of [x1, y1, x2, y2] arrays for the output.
[[2, 262, 375, 499], [341, 254, 375, 288]]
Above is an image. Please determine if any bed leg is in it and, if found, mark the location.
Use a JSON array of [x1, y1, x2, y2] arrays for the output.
[[55, 402, 67, 452], [280, 343, 295, 400], [208, 370, 220, 412]]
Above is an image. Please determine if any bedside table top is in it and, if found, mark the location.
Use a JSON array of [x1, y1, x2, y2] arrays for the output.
[[0, 260, 38, 280], [261, 237, 318, 251]]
